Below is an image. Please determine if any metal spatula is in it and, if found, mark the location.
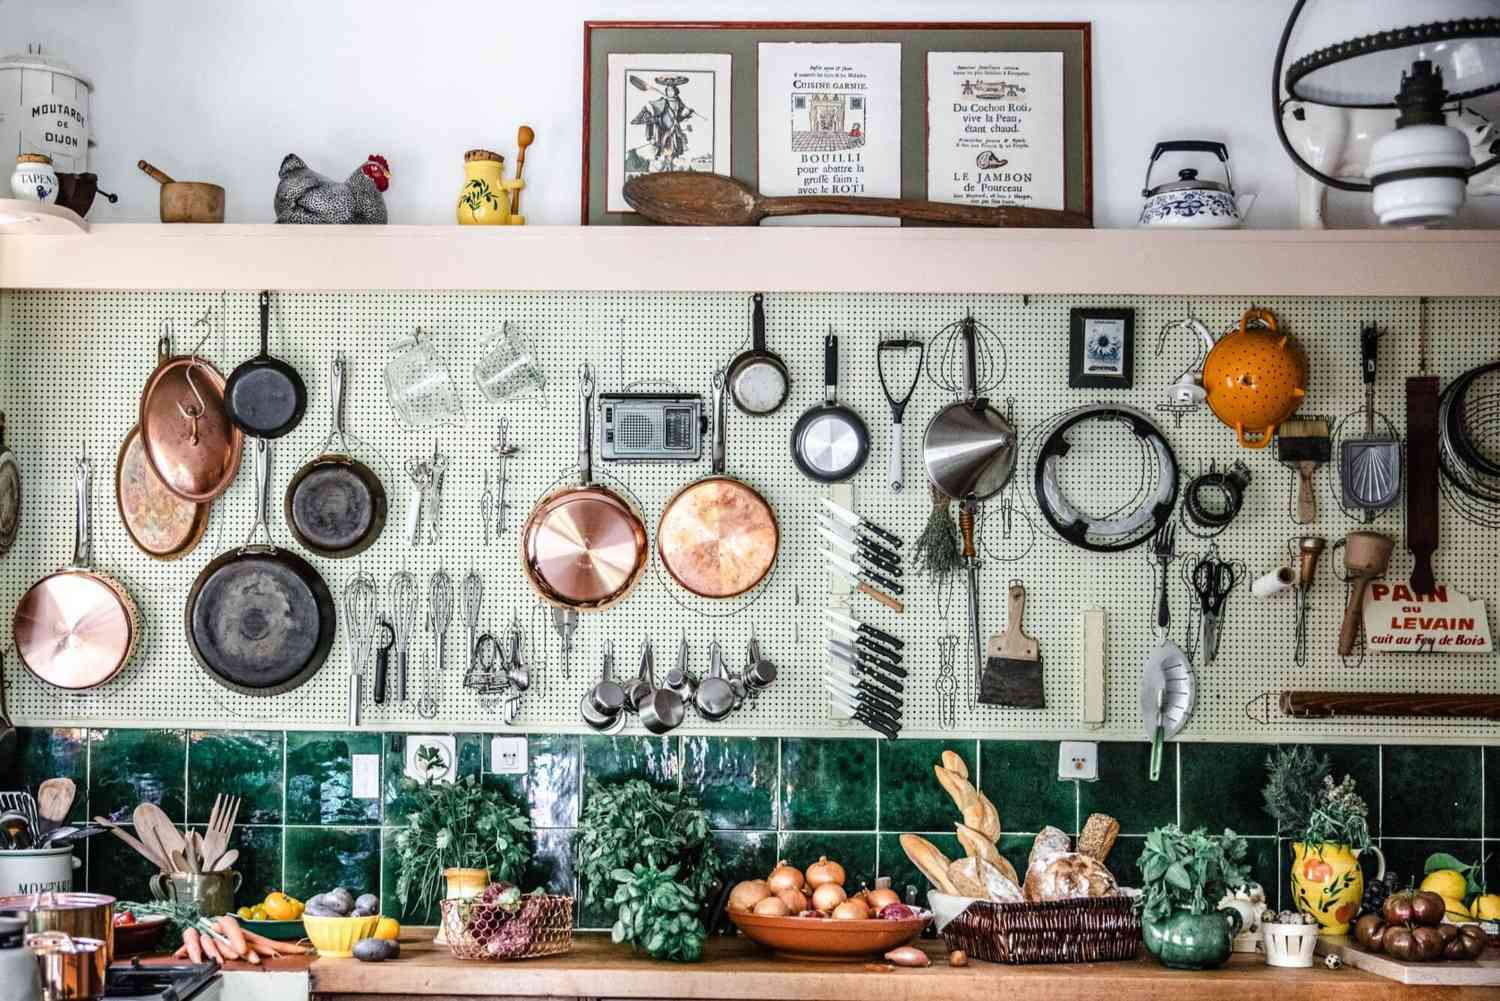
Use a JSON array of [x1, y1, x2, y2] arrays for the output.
[[1342, 326, 1401, 511], [1141, 640, 1195, 781]]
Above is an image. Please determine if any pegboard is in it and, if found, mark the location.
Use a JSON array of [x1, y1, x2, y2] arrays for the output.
[[0, 287, 1497, 743]]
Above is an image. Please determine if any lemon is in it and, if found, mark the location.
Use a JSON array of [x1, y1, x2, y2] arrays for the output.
[[374, 917, 401, 941], [263, 892, 298, 921], [1444, 897, 1472, 921], [237, 906, 254, 920], [250, 904, 269, 920], [1474, 894, 1500, 920], [1422, 869, 1469, 901]]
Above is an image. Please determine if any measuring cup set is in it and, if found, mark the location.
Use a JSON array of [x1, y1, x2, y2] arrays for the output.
[[581, 634, 777, 735]]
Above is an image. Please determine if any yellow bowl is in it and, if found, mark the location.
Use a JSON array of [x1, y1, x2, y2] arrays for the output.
[[302, 914, 380, 958]]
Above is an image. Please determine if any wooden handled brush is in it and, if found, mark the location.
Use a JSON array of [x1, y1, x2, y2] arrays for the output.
[[1277, 417, 1331, 524]]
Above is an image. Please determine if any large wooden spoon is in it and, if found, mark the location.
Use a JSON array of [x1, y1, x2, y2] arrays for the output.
[[622, 172, 1091, 228]]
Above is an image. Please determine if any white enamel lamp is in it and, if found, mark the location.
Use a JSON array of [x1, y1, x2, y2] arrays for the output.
[[1273, 1, 1500, 225]]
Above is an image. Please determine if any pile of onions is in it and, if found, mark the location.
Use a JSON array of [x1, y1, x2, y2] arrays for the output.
[[729, 856, 916, 923]]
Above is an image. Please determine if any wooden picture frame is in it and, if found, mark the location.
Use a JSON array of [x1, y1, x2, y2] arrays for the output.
[[1068, 308, 1134, 389], [582, 20, 1093, 225]]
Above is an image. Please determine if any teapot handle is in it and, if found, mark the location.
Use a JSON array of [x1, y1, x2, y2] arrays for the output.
[[1144, 140, 1232, 196]]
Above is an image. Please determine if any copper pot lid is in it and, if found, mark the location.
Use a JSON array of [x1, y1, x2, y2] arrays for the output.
[[139, 336, 242, 503], [116, 425, 207, 560], [659, 477, 778, 597], [524, 486, 647, 606], [0, 413, 19, 557]]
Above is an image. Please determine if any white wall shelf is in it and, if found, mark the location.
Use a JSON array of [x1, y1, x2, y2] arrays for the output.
[[2, 224, 1498, 296]]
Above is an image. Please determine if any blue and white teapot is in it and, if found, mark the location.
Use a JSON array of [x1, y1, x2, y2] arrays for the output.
[[1138, 141, 1254, 228]]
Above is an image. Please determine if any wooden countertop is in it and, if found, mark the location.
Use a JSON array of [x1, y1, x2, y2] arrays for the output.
[[305, 932, 1495, 1000]]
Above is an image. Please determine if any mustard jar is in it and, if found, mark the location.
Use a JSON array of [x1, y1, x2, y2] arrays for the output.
[[456, 149, 520, 225]]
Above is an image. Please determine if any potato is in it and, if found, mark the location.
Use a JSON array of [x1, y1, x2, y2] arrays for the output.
[[352, 937, 399, 962], [354, 893, 380, 917]]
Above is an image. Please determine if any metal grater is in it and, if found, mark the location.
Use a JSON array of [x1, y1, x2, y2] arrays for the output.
[[599, 392, 706, 461]]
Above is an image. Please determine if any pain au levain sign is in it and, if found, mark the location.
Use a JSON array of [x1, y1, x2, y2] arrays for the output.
[[1362, 582, 1494, 653]]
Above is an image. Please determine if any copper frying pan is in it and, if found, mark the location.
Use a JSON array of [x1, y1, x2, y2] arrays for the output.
[[658, 372, 778, 598], [139, 334, 243, 503], [116, 424, 209, 560], [521, 365, 647, 610], [14, 458, 139, 690]]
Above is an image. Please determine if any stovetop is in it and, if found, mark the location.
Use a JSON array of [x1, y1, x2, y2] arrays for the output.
[[105, 962, 221, 1001]]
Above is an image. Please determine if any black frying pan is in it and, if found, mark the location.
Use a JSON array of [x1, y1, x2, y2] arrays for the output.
[[791, 331, 869, 483], [186, 437, 335, 696], [224, 291, 307, 439], [284, 354, 386, 558], [726, 293, 789, 416]]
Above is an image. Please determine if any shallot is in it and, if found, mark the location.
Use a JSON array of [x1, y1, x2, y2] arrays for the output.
[[884, 946, 930, 967]]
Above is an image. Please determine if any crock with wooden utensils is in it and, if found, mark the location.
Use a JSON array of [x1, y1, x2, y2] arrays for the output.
[[136, 159, 225, 223]]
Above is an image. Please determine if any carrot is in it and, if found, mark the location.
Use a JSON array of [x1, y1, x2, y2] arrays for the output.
[[199, 935, 224, 965], [242, 946, 261, 965], [215, 915, 249, 959], [240, 929, 308, 955], [183, 928, 204, 964]]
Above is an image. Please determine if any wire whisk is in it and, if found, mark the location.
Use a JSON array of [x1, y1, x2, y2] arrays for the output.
[[387, 569, 418, 702], [341, 571, 379, 726], [462, 570, 483, 679]]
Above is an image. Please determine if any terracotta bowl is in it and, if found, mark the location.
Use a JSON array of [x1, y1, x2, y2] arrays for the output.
[[728, 910, 929, 961], [112, 914, 169, 957]]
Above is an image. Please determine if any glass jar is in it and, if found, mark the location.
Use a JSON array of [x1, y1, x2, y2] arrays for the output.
[[11, 154, 58, 204]]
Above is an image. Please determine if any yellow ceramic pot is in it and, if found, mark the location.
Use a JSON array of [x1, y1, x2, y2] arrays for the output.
[[457, 149, 511, 225], [1290, 842, 1385, 935], [434, 866, 490, 944]]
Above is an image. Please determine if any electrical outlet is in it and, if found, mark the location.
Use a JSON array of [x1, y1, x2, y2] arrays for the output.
[[490, 736, 527, 775], [351, 754, 379, 799], [1058, 741, 1098, 781]]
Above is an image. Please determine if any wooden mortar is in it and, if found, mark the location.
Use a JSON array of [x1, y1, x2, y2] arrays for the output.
[[1338, 531, 1394, 656], [137, 160, 225, 223]]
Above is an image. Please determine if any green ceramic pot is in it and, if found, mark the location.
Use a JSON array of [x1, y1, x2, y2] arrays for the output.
[[1142, 907, 1242, 970]]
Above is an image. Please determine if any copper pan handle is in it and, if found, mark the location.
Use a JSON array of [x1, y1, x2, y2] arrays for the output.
[[70, 457, 93, 568]]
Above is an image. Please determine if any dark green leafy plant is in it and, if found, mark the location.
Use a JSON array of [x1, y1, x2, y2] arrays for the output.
[[1262, 745, 1330, 836], [573, 778, 720, 908], [1137, 825, 1251, 923], [1301, 774, 1372, 851], [610, 863, 707, 963], [394, 774, 534, 919]]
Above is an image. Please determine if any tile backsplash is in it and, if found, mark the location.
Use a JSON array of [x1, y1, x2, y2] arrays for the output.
[[5, 729, 1494, 926]]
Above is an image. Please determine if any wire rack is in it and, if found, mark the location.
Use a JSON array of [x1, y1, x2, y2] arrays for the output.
[[0, 289, 1496, 742]]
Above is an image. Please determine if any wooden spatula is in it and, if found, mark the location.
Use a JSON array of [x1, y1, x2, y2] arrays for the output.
[[623, 172, 1092, 228], [37, 778, 75, 826]]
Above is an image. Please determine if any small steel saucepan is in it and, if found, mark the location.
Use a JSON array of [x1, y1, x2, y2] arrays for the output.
[[694, 641, 736, 722]]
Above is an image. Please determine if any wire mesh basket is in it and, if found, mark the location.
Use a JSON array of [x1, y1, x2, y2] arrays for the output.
[[439, 894, 575, 961]]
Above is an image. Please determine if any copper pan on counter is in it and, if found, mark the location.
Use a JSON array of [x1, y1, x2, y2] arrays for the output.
[[521, 365, 648, 611], [14, 458, 139, 690], [658, 370, 778, 598], [139, 333, 242, 504]]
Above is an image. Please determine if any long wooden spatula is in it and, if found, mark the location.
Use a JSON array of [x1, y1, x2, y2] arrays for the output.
[[623, 172, 1092, 228]]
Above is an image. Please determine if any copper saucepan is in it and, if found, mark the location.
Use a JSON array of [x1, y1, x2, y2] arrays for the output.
[[658, 371, 778, 598], [139, 333, 243, 503], [14, 458, 139, 690], [521, 365, 648, 610]]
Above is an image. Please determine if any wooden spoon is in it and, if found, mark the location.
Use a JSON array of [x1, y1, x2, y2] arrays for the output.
[[622, 172, 1092, 228], [95, 816, 168, 871], [512, 125, 535, 215], [211, 848, 239, 872], [37, 778, 76, 826]]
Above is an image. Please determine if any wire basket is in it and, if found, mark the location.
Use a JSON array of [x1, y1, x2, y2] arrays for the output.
[[939, 895, 1141, 965], [439, 895, 575, 961]]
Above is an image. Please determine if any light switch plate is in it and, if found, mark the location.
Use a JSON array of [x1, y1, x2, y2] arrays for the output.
[[351, 754, 380, 799], [490, 736, 527, 775], [1059, 741, 1098, 781]]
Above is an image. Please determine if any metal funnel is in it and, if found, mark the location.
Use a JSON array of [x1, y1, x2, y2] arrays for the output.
[[923, 400, 1016, 501]]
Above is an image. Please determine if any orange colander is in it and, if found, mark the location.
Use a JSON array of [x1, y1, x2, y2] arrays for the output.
[[1202, 307, 1307, 449]]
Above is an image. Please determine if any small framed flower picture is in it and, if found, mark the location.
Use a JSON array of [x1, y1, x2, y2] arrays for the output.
[[1069, 307, 1135, 389]]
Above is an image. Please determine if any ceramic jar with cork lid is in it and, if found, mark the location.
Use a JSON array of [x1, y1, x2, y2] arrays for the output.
[[10, 153, 58, 204], [456, 149, 523, 225]]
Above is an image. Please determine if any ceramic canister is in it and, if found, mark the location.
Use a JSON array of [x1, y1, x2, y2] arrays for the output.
[[0, 847, 79, 897], [11, 154, 58, 204]]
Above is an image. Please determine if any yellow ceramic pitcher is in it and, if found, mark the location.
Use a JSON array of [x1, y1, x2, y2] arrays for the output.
[[456, 149, 523, 225], [1290, 841, 1385, 935]]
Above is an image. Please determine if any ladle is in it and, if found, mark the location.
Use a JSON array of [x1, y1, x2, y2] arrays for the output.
[[1338, 531, 1395, 657]]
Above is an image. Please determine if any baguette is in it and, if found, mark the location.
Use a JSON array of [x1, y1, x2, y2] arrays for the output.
[[934, 764, 988, 834], [900, 833, 959, 895], [940, 749, 968, 780], [975, 792, 1002, 841], [1078, 813, 1120, 862], [955, 822, 1018, 884]]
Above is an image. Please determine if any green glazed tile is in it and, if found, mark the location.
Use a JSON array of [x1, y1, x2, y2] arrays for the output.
[[379, 828, 440, 926], [1486, 748, 1500, 840], [85, 825, 160, 901], [780, 738, 876, 831], [777, 832, 877, 894], [283, 826, 380, 902], [1276, 744, 1381, 833], [1242, 837, 1281, 903], [713, 831, 778, 888], [484, 734, 580, 828], [189, 824, 282, 907], [1179, 743, 1274, 836], [978, 741, 1075, 834], [581, 735, 680, 794], [996, 834, 1033, 882], [879, 740, 976, 832], [683, 737, 776, 830], [188, 731, 283, 825], [88, 729, 186, 823], [1078, 741, 1177, 835], [1486, 841, 1499, 894], [286, 731, 382, 825], [1377, 838, 1483, 893], [1383, 745, 1481, 838], [7, 727, 88, 822], [1107, 835, 1147, 889], [383, 733, 481, 822], [877, 832, 962, 905], [526, 828, 577, 896]]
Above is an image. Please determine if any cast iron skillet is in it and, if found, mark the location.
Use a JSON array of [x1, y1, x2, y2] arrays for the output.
[[186, 437, 335, 696], [284, 353, 386, 558], [725, 293, 789, 417], [790, 332, 869, 483], [224, 291, 307, 439]]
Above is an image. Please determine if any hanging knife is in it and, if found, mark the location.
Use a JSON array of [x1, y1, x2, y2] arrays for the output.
[[828, 637, 906, 679], [821, 497, 904, 550], [827, 684, 903, 728], [825, 608, 904, 650], [817, 526, 903, 579], [826, 620, 903, 666], [817, 516, 902, 570], [825, 565, 905, 613], [827, 670, 903, 711], [827, 646, 905, 694], [821, 548, 902, 596], [827, 690, 901, 739]]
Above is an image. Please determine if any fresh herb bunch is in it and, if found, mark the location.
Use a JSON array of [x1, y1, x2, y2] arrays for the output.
[[394, 774, 534, 919], [1262, 745, 1331, 835], [573, 778, 720, 908], [1137, 825, 1251, 923], [610, 863, 708, 963], [1301, 774, 1372, 850]]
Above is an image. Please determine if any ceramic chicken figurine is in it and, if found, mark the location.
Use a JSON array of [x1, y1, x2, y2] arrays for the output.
[[274, 153, 391, 224]]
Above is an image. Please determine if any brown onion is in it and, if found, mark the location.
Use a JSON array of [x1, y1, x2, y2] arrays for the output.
[[753, 895, 791, 917], [884, 946, 929, 967], [832, 899, 870, 920], [778, 887, 808, 912], [866, 888, 900, 911], [806, 856, 846, 889], [768, 861, 805, 894], [728, 879, 772, 913], [811, 882, 848, 913]]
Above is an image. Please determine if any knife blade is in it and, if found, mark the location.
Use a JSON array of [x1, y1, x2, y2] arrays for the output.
[[817, 525, 903, 577], [817, 516, 902, 569], [825, 609, 904, 650], [828, 637, 906, 679], [821, 548, 902, 596], [827, 690, 901, 738], [826, 620, 903, 666], [821, 497, 904, 550], [825, 566, 904, 612], [827, 648, 906, 696], [827, 687, 903, 729], [826, 670, 903, 711]]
